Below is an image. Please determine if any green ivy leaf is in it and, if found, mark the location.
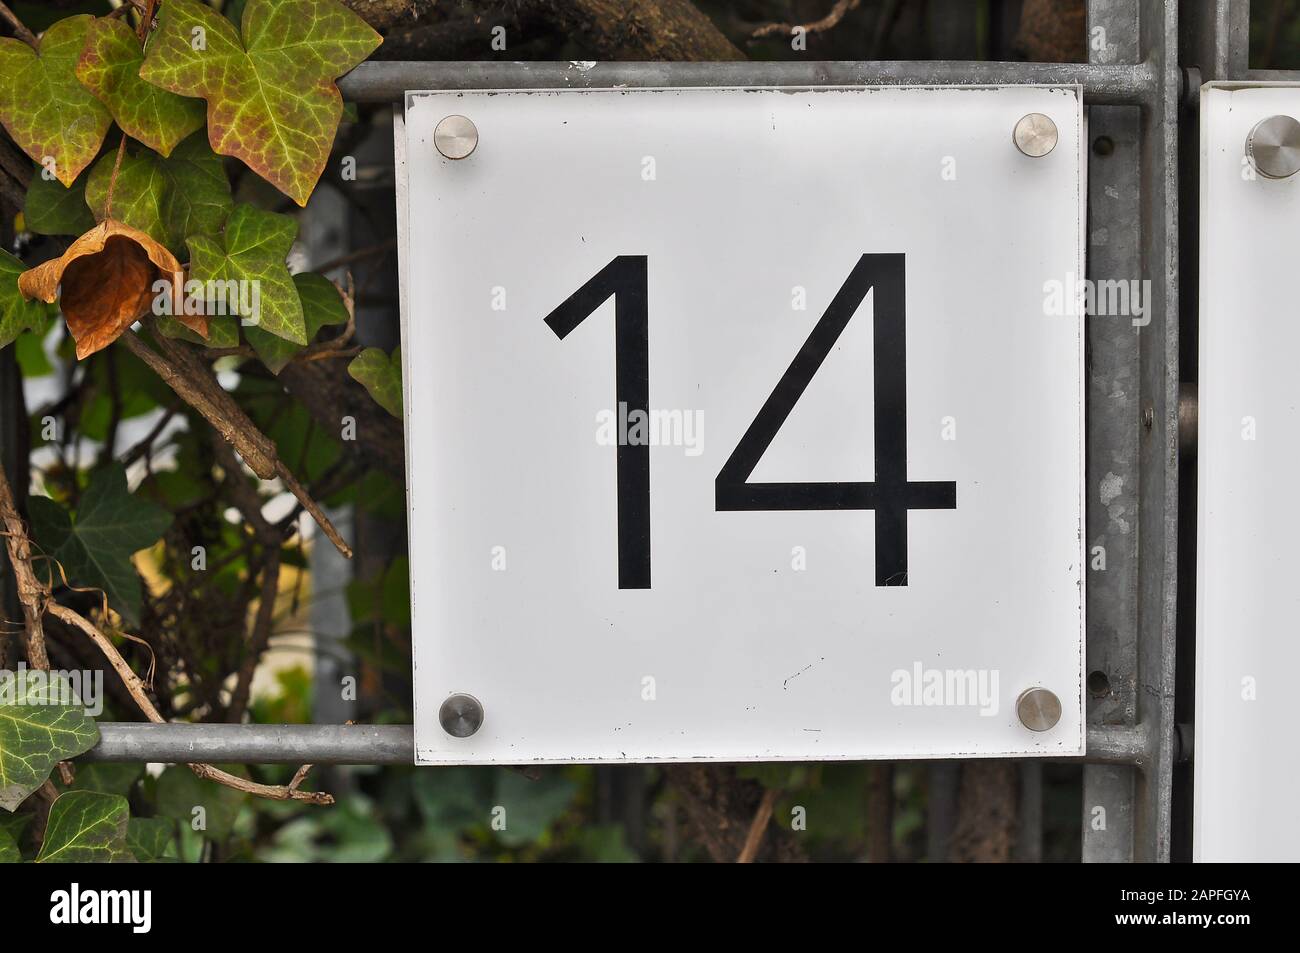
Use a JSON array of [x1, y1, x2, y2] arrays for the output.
[[246, 272, 348, 372], [0, 249, 49, 350], [348, 346, 402, 418], [138, 0, 381, 205], [28, 463, 173, 627], [155, 765, 247, 843], [23, 169, 95, 236], [0, 672, 99, 812], [76, 16, 206, 157], [187, 203, 305, 344], [0, 16, 112, 186], [36, 791, 132, 863], [0, 827, 19, 863], [491, 770, 578, 848], [70, 763, 143, 797], [14, 329, 54, 377], [126, 817, 176, 861], [85, 132, 232, 254]]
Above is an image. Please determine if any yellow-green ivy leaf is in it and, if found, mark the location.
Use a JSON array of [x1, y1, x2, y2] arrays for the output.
[[0, 16, 112, 186], [246, 272, 348, 373], [348, 346, 402, 418], [0, 672, 99, 812], [75, 16, 206, 157], [36, 791, 132, 863], [187, 203, 306, 344], [138, 0, 381, 206], [85, 132, 232, 254]]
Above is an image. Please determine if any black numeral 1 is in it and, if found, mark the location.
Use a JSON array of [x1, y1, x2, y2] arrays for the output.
[[715, 253, 957, 586], [544, 256, 652, 589]]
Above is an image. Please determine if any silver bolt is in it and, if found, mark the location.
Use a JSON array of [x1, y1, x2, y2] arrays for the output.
[[1016, 687, 1061, 732], [1013, 113, 1058, 158], [439, 693, 484, 737], [434, 114, 478, 160], [1246, 114, 1300, 180]]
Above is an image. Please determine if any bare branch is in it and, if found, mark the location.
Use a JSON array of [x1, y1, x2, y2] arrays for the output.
[[751, 0, 860, 40], [46, 602, 332, 805], [0, 0, 38, 49], [121, 327, 352, 558], [0, 459, 48, 669], [736, 786, 779, 863]]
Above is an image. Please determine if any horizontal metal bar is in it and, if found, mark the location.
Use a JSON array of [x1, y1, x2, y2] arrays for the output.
[[84, 723, 1150, 765], [85, 723, 415, 765], [339, 60, 1157, 105], [1084, 724, 1152, 766]]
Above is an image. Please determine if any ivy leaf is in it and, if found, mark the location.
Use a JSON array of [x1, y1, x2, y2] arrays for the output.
[[0, 827, 18, 863], [85, 133, 232, 254], [28, 463, 173, 626], [0, 249, 48, 350], [348, 346, 402, 418], [0, 671, 99, 812], [36, 791, 132, 863], [70, 763, 143, 797], [187, 203, 305, 344], [155, 765, 247, 843], [247, 272, 348, 372], [138, 0, 381, 205], [126, 817, 175, 861], [76, 16, 206, 157], [23, 170, 95, 236], [0, 16, 112, 186]]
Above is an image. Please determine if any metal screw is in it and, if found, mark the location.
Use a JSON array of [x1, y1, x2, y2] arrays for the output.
[[434, 114, 478, 160], [1016, 687, 1061, 732], [438, 693, 484, 737], [1013, 113, 1058, 158], [1246, 114, 1300, 180]]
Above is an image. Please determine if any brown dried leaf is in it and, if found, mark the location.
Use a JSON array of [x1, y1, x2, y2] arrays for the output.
[[18, 220, 207, 359]]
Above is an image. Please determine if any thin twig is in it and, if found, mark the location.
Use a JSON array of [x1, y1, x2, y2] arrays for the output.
[[751, 0, 860, 39], [103, 133, 127, 220], [736, 787, 780, 863], [118, 406, 177, 467], [45, 602, 332, 805], [122, 327, 351, 558], [0, 0, 37, 49], [312, 238, 397, 277], [0, 460, 48, 670]]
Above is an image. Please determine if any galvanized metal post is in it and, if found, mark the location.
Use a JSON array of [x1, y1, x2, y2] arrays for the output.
[[1083, 0, 1143, 864], [1132, 0, 1182, 863]]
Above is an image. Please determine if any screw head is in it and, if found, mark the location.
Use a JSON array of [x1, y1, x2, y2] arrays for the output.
[[1246, 114, 1300, 180], [434, 114, 478, 160], [1013, 113, 1058, 158], [1016, 687, 1062, 732], [439, 693, 484, 737]]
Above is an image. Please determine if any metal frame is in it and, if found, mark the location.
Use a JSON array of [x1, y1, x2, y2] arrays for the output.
[[18, 0, 1287, 862]]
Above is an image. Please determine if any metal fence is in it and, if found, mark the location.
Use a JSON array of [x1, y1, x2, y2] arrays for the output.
[[26, 0, 1287, 862]]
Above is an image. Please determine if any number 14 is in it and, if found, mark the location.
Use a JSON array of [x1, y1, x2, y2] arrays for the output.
[[543, 253, 956, 590]]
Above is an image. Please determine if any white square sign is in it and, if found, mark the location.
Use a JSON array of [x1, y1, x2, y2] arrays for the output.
[[398, 85, 1085, 764], [1197, 83, 1300, 862]]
